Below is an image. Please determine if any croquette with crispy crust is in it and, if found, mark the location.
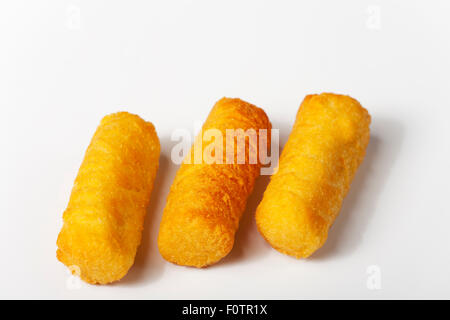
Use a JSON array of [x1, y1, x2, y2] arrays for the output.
[[57, 112, 160, 284], [158, 98, 271, 267], [256, 93, 370, 258]]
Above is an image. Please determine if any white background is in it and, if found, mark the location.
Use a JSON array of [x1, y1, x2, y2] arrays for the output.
[[1, 0, 449, 299]]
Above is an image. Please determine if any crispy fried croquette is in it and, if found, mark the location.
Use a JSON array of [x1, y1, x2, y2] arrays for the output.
[[256, 93, 371, 258], [57, 112, 160, 284], [158, 98, 271, 267]]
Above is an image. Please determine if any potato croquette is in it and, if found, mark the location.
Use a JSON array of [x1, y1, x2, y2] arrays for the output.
[[57, 112, 160, 284], [256, 93, 370, 258], [158, 98, 271, 267]]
